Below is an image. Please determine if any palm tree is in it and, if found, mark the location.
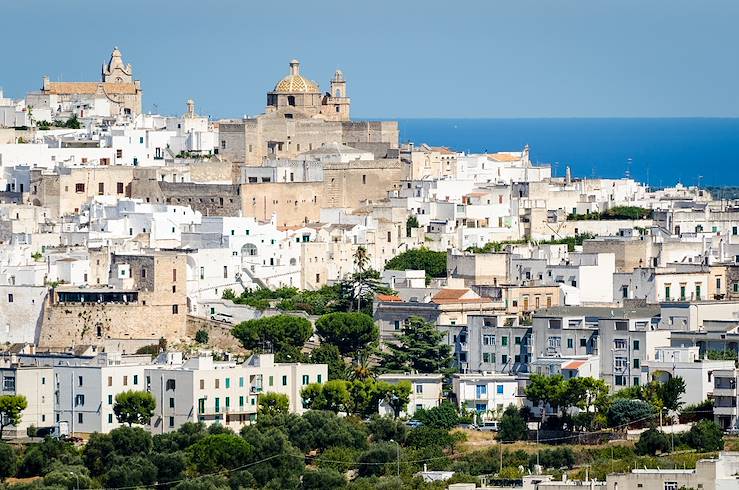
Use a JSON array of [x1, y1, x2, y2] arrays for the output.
[[353, 246, 369, 311]]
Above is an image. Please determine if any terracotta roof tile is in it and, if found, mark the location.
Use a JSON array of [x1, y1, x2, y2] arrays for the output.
[[46, 82, 138, 95], [376, 294, 401, 302]]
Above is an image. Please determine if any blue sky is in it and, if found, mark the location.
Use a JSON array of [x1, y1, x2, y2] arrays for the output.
[[3, 0, 738, 118]]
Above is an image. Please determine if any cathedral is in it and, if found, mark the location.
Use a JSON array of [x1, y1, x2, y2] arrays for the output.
[[266, 59, 350, 121], [219, 59, 398, 165], [28, 47, 143, 119]]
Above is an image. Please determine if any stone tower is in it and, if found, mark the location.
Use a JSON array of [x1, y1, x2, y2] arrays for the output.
[[321, 69, 350, 121], [102, 47, 134, 83]]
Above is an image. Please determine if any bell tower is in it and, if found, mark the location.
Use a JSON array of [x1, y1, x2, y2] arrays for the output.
[[322, 69, 351, 121]]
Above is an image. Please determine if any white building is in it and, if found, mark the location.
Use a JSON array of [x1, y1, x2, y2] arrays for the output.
[[0, 359, 54, 437], [146, 353, 326, 434], [377, 373, 443, 417], [452, 373, 520, 421]]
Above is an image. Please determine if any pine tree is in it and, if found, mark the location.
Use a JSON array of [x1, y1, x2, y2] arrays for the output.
[[380, 316, 452, 373]]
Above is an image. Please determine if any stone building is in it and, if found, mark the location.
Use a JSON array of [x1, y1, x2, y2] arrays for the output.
[[37, 250, 187, 349], [218, 59, 398, 165], [26, 48, 143, 119]]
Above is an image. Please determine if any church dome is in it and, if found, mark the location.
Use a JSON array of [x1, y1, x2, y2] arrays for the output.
[[273, 59, 319, 93]]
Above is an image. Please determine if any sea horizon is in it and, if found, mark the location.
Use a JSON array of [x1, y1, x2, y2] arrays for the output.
[[366, 117, 739, 187]]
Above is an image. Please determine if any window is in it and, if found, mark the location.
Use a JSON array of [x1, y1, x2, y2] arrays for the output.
[[501, 336, 508, 347], [117, 182, 124, 194], [75, 394, 85, 406], [108, 414, 113, 424], [141, 267, 147, 278], [483, 352, 493, 363], [166, 379, 176, 391], [483, 335, 495, 346], [172, 304, 179, 314], [78, 413, 83, 424], [199, 379, 205, 389], [633, 358, 640, 368], [615, 357, 628, 370], [7, 294, 12, 303], [78, 376, 83, 386], [98, 182, 104, 195], [123, 376, 128, 386], [116, 149, 123, 158], [223, 266, 228, 279], [665, 285, 671, 299], [514, 336, 521, 345], [475, 384, 487, 397], [614, 339, 627, 349], [634, 377, 640, 386], [75, 183, 85, 193], [416, 384, 423, 394], [497, 385, 504, 394], [169, 416, 175, 428], [215, 379, 220, 389], [200, 267, 204, 279], [239, 377, 244, 388], [239, 396, 244, 407], [282, 375, 288, 386], [664, 483, 678, 490], [317, 374, 322, 383], [225, 378, 231, 388], [633, 340, 640, 350], [2, 377, 15, 391], [302, 375, 309, 385], [580, 338, 587, 347], [269, 376, 274, 387], [695, 284, 701, 300], [567, 338, 574, 349], [615, 375, 626, 386], [169, 397, 175, 408], [501, 354, 508, 364]]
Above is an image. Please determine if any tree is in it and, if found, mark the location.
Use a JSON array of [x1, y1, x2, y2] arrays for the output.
[[240, 426, 304, 487], [231, 314, 312, 359], [380, 316, 452, 374], [302, 467, 345, 490], [194, 329, 209, 344], [525, 374, 566, 417], [656, 376, 687, 412], [384, 247, 447, 282], [188, 433, 252, 474], [635, 428, 670, 455], [301, 380, 350, 413], [0, 395, 27, 438], [310, 343, 347, 380], [684, 420, 724, 452], [606, 399, 654, 428], [414, 402, 460, 430], [367, 415, 408, 444], [258, 392, 289, 417], [113, 390, 156, 426], [405, 215, 419, 237], [564, 377, 609, 414], [357, 442, 400, 477], [110, 426, 153, 456], [104, 455, 157, 488], [83, 432, 114, 476], [345, 379, 389, 418], [315, 312, 379, 359], [64, 114, 81, 129], [0, 442, 17, 479], [284, 410, 368, 453], [498, 405, 528, 442], [380, 381, 412, 418]]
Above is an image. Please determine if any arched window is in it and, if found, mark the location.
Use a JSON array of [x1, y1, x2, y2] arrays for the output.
[[287, 95, 296, 106]]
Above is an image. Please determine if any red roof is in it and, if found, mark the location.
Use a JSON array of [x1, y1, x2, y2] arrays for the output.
[[562, 360, 587, 370], [376, 294, 401, 302]]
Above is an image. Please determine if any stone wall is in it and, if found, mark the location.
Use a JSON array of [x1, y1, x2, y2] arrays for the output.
[[185, 315, 244, 353], [37, 301, 187, 349]]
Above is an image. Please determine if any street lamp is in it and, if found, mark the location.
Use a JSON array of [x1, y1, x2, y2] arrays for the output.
[[389, 439, 400, 477], [69, 471, 79, 490]]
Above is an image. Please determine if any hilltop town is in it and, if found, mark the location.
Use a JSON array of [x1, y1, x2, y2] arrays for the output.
[[0, 48, 737, 489]]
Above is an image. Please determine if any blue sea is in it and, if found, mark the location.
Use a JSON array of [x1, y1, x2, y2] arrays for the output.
[[396, 118, 739, 187]]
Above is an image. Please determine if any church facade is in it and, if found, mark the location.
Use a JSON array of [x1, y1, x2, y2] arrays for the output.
[[218, 59, 398, 165], [27, 48, 143, 120]]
